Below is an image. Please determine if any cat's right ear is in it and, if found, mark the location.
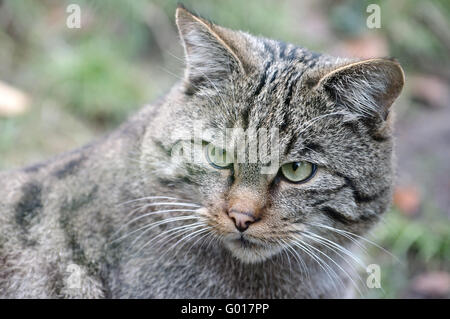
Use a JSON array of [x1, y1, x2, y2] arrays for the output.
[[175, 5, 248, 94]]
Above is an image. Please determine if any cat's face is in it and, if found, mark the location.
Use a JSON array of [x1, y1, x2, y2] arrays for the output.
[[142, 7, 404, 264]]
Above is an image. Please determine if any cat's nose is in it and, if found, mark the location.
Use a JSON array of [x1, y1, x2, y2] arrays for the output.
[[228, 209, 257, 232], [226, 187, 265, 232]]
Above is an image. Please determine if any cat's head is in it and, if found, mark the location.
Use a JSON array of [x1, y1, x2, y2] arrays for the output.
[[141, 6, 404, 264]]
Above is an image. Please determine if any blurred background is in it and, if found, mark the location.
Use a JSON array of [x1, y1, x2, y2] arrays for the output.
[[0, 0, 448, 298]]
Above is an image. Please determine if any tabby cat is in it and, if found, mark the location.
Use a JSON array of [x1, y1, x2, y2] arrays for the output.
[[0, 6, 404, 298]]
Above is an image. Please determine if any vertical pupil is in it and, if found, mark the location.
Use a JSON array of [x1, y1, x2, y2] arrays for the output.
[[211, 146, 226, 163], [292, 162, 300, 171]]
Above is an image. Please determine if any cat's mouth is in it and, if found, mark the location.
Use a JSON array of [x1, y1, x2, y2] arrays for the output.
[[233, 234, 260, 249], [222, 233, 282, 263]]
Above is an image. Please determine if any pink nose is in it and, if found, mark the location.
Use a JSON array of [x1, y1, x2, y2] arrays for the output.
[[228, 209, 257, 232]]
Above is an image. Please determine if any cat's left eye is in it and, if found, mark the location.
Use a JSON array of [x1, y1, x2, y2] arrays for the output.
[[205, 143, 233, 169], [280, 161, 316, 183]]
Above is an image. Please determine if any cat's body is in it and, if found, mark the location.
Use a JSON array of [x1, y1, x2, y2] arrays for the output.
[[0, 6, 404, 298]]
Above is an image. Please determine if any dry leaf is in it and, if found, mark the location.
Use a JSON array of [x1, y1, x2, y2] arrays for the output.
[[411, 272, 450, 298], [410, 75, 449, 109], [393, 185, 421, 217]]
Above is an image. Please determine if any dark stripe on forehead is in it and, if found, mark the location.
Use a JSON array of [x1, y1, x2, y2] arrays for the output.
[[284, 132, 298, 156], [278, 41, 287, 59], [280, 71, 302, 132], [253, 61, 270, 96], [262, 41, 276, 61], [284, 73, 300, 105], [284, 71, 300, 106], [286, 47, 298, 61], [241, 106, 250, 130], [302, 51, 321, 68], [304, 142, 324, 154]]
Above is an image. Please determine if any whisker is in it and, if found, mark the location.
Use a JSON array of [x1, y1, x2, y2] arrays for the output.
[[296, 236, 362, 296], [134, 222, 205, 255], [167, 227, 212, 255], [279, 241, 294, 278], [307, 222, 401, 264], [300, 233, 366, 294], [116, 196, 185, 207], [182, 228, 214, 258], [292, 237, 348, 293], [301, 231, 366, 268], [280, 238, 309, 278], [290, 238, 341, 293], [112, 208, 199, 239], [111, 215, 198, 244], [154, 227, 212, 264], [123, 202, 200, 221]]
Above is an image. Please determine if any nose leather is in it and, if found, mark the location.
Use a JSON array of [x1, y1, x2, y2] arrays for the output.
[[228, 209, 257, 232], [227, 187, 264, 232]]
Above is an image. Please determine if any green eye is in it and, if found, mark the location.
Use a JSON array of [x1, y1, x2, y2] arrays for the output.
[[205, 143, 233, 169], [280, 161, 316, 183]]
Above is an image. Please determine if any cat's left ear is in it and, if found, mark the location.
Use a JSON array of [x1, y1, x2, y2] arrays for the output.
[[316, 58, 405, 120], [175, 5, 249, 94]]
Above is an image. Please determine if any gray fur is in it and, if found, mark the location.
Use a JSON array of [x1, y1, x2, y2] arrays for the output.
[[0, 6, 404, 298]]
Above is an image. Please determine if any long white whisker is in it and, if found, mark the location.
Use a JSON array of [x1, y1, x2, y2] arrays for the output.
[[297, 237, 362, 296], [112, 208, 198, 239], [182, 228, 214, 257], [307, 222, 401, 263], [155, 227, 211, 264], [134, 223, 205, 255], [302, 231, 366, 268], [116, 196, 182, 207], [291, 238, 341, 293], [111, 215, 198, 244], [280, 238, 309, 278], [293, 237, 348, 293], [168, 227, 211, 255], [301, 233, 366, 294]]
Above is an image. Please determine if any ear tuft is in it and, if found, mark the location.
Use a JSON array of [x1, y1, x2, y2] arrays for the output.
[[318, 58, 405, 120]]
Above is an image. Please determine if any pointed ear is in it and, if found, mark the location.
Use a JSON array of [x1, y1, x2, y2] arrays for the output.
[[316, 58, 405, 120], [175, 5, 247, 94]]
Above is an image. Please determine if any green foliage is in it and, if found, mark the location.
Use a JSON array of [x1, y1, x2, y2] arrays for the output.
[[43, 40, 150, 125]]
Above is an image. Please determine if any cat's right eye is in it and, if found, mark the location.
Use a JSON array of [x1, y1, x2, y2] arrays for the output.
[[205, 143, 233, 169], [280, 161, 316, 183]]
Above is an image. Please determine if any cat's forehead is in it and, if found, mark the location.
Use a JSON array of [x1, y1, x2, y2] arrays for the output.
[[229, 43, 330, 130]]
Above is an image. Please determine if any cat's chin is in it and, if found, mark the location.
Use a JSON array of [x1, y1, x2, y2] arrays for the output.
[[222, 234, 282, 264]]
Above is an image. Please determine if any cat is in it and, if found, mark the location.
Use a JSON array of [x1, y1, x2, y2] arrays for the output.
[[0, 5, 404, 298]]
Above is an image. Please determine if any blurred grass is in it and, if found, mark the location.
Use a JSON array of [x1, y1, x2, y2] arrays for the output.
[[0, 0, 448, 298], [366, 208, 450, 298]]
